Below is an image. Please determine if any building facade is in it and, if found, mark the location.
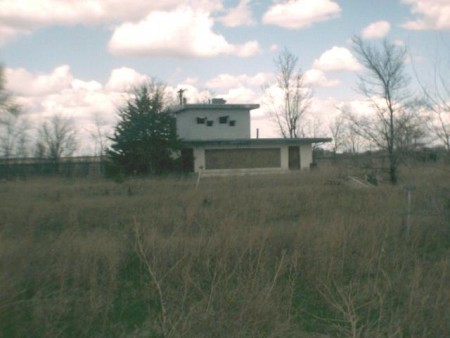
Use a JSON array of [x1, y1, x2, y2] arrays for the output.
[[172, 100, 331, 175]]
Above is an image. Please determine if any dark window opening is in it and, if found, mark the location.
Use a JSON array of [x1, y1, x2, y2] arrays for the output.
[[196, 117, 206, 124], [229, 120, 236, 126], [206, 120, 214, 127], [219, 116, 229, 124]]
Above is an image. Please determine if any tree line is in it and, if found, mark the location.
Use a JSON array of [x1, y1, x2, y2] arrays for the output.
[[0, 68, 77, 162], [0, 68, 182, 177], [1, 36, 449, 183], [265, 37, 449, 184]]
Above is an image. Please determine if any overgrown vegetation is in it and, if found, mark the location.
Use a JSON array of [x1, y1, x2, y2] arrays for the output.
[[0, 164, 449, 337]]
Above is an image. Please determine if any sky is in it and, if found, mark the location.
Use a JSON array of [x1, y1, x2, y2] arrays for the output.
[[1, 0, 450, 155]]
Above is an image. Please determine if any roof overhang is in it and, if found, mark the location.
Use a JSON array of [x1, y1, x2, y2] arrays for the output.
[[181, 138, 332, 147], [171, 103, 260, 114]]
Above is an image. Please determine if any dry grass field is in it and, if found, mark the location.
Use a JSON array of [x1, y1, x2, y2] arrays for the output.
[[0, 164, 449, 337]]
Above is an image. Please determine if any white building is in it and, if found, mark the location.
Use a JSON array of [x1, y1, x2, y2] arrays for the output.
[[172, 99, 331, 175]]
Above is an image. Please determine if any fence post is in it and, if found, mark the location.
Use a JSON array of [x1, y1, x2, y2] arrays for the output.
[[404, 183, 416, 237]]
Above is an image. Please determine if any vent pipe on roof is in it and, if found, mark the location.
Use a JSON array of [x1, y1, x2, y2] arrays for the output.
[[177, 88, 186, 105]]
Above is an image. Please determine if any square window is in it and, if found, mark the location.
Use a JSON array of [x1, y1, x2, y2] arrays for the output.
[[219, 116, 229, 124], [196, 117, 206, 124], [229, 120, 236, 126], [206, 120, 214, 127]]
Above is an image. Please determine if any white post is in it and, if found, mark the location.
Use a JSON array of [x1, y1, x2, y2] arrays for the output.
[[195, 167, 203, 189]]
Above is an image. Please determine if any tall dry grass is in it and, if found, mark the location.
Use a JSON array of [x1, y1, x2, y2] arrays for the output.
[[0, 165, 449, 337]]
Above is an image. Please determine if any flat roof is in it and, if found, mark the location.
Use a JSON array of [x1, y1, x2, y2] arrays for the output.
[[171, 103, 260, 114], [182, 138, 332, 146]]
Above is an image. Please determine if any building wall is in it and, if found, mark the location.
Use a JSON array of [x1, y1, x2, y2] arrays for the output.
[[205, 148, 280, 169], [280, 146, 289, 169], [300, 144, 313, 169], [176, 108, 250, 140], [191, 143, 313, 173], [193, 147, 205, 172]]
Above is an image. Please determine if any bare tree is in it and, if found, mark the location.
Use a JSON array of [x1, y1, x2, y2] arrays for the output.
[[0, 66, 29, 159], [263, 48, 312, 138], [37, 114, 77, 161], [417, 64, 450, 152], [349, 37, 412, 184], [341, 119, 365, 154], [329, 111, 370, 155], [88, 113, 110, 157], [0, 112, 29, 158], [329, 115, 346, 155], [346, 124, 364, 153], [429, 101, 450, 152], [395, 108, 428, 155], [0, 66, 8, 108]]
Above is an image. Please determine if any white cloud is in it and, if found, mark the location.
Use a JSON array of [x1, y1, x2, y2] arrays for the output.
[[313, 47, 362, 72], [108, 7, 260, 58], [4, 65, 74, 96], [361, 20, 391, 39], [336, 98, 384, 120], [222, 87, 259, 103], [222, 68, 341, 90], [402, 0, 450, 30], [310, 97, 340, 117], [233, 41, 262, 58], [393, 39, 406, 46], [0, 0, 222, 25], [105, 67, 149, 92], [2, 65, 160, 154], [181, 77, 199, 86], [206, 72, 273, 90], [72, 79, 103, 92], [251, 118, 279, 138], [166, 84, 212, 104], [217, 0, 255, 27], [262, 0, 341, 29], [303, 69, 340, 87], [0, 0, 224, 43], [4, 66, 123, 119]]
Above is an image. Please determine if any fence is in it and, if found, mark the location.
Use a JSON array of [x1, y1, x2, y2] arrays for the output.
[[0, 156, 105, 179]]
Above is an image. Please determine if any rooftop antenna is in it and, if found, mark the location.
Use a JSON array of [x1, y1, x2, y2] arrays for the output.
[[177, 88, 186, 105]]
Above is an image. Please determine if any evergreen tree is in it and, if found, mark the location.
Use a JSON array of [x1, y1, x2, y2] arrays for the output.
[[108, 83, 181, 176]]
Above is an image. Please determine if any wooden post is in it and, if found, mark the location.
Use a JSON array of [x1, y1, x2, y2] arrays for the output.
[[404, 183, 416, 237]]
